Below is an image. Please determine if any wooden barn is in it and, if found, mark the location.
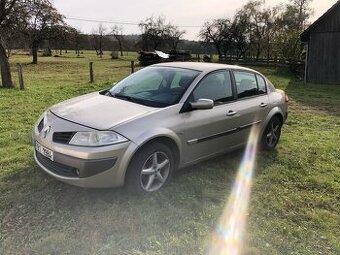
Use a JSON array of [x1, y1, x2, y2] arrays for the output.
[[300, 1, 340, 84]]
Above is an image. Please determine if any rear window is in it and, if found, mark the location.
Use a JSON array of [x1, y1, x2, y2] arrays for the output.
[[233, 71, 258, 99], [256, 74, 267, 94], [233, 71, 268, 99]]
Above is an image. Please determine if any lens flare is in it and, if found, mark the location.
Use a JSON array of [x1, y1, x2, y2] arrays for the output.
[[207, 126, 260, 255]]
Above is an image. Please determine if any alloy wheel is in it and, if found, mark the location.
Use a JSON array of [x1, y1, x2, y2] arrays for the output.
[[140, 151, 170, 192], [266, 119, 281, 147]]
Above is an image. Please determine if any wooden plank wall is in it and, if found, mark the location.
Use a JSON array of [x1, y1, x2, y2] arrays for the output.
[[308, 32, 340, 84], [307, 6, 340, 84]]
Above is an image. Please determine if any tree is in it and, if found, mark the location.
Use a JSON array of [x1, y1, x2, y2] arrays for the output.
[[230, 14, 251, 60], [92, 23, 106, 58], [236, 1, 268, 60], [166, 25, 185, 51], [111, 25, 124, 56], [274, 0, 312, 63], [261, 6, 280, 60], [290, 0, 313, 30], [138, 16, 186, 52], [49, 25, 78, 55], [199, 19, 231, 57], [73, 30, 86, 56], [139, 16, 166, 50], [24, 0, 64, 64], [0, 0, 23, 88]]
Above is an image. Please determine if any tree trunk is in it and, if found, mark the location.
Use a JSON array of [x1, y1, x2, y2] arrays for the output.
[[32, 41, 39, 64], [0, 42, 14, 88], [256, 46, 261, 61], [118, 40, 123, 56], [99, 37, 103, 58]]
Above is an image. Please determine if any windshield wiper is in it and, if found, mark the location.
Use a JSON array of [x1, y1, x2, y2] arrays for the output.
[[106, 90, 114, 97], [113, 93, 136, 102], [112, 93, 168, 108]]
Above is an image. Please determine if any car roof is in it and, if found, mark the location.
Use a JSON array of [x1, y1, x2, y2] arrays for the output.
[[152, 62, 259, 73]]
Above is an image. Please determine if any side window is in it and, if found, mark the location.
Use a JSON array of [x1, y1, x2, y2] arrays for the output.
[[256, 74, 267, 94], [233, 71, 258, 99], [192, 71, 233, 103]]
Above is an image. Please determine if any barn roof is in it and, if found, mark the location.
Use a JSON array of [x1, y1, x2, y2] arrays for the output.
[[300, 1, 340, 42]]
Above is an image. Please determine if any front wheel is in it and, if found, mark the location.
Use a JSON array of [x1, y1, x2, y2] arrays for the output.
[[126, 143, 175, 194], [261, 116, 282, 150]]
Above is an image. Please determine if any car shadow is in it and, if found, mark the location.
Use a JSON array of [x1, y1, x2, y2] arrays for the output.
[[0, 147, 279, 253]]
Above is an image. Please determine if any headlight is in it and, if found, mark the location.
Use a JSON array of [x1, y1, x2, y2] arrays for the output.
[[69, 131, 128, 146]]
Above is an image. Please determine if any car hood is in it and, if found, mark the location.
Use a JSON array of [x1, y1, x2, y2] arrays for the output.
[[50, 92, 156, 130]]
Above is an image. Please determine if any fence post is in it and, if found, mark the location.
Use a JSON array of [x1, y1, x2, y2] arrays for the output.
[[131, 61, 135, 74], [17, 63, 24, 90], [89, 62, 94, 83]]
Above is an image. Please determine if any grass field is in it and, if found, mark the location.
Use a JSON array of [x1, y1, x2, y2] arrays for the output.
[[0, 51, 339, 254]]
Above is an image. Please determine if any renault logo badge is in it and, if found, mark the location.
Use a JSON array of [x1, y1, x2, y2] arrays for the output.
[[43, 125, 51, 138]]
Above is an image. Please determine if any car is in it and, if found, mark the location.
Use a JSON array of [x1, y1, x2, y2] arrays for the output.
[[32, 62, 288, 193]]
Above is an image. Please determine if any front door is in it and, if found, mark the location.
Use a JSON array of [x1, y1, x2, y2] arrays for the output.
[[180, 70, 240, 165]]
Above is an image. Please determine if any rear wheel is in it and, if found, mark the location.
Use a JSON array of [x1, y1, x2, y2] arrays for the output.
[[261, 116, 282, 150], [126, 143, 174, 194]]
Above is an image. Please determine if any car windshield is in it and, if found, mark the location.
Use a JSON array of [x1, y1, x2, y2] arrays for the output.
[[109, 67, 200, 107]]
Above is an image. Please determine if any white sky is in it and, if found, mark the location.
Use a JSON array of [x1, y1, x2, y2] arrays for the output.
[[54, 0, 338, 40]]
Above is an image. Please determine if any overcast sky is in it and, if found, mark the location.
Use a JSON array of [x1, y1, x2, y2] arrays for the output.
[[54, 0, 338, 40]]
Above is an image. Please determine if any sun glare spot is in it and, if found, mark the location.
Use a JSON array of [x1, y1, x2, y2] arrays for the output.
[[207, 126, 260, 255]]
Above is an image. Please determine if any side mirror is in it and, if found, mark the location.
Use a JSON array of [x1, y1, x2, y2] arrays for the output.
[[190, 99, 214, 110]]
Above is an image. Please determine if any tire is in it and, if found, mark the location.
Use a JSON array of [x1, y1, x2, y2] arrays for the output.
[[261, 116, 282, 150], [125, 142, 175, 194]]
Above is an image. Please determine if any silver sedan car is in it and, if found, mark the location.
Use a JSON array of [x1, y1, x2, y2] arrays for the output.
[[33, 62, 288, 193]]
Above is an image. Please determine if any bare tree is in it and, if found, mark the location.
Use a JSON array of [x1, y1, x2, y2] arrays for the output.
[[166, 25, 185, 51], [139, 16, 168, 51], [92, 24, 106, 58], [199, 19, 231, 57], [111, 25, 124, 56]]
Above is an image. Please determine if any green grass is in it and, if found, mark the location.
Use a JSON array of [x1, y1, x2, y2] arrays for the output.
[[0, 52, 339, 254]]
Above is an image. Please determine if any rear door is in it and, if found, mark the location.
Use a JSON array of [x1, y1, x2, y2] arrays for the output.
[[227, 70, 271, 145]]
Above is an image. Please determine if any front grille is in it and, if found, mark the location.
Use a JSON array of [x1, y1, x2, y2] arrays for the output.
[[53, 132, 75, 144], [36, 151, 78, 177], [37, 118, 44, 133]]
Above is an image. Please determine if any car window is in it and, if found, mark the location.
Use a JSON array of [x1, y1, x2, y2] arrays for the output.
[[233, 71, 258, 99], [170, 71, 195, 89], [256, 74, 267, 94], [122, 71, 163, 94], [192, 71, 233, 103], [109, 67, 200, 107]]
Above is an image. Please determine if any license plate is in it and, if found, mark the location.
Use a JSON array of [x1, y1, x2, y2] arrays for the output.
[[35, 141, 54, 161]]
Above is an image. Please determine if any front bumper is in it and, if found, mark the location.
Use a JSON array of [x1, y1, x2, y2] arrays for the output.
[[32, 111, 138, 188], [34, 149, 117, 178]]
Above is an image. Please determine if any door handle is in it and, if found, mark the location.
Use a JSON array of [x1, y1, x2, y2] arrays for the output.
[[226, 110, 238, 116], [259, 102, 268, 108]]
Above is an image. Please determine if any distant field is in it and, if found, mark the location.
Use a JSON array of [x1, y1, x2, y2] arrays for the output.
[[0, 51, 339, 254]]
